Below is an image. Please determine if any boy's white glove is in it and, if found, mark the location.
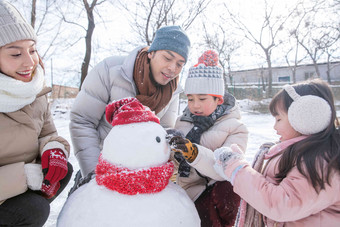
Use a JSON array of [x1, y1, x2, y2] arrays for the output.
[[213, 144, 248, 184], [24, 163, 43, 190]]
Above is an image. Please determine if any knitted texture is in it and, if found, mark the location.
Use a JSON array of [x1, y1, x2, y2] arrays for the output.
[[0, 65, 44, 112], [96, 155, 174, 195], [284, 85, 332, 135], [185, 50, 224, 96], [41, 181, 60, 199], [148, 25, 190, 62], [41, 149, 68, 185], [105, 97, 160, 126], [0, 1, 37, 47]]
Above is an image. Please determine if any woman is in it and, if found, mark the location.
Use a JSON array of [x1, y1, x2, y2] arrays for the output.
[[0, 1, 73, 226]]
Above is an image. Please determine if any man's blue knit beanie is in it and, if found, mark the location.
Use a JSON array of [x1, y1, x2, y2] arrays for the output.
[[148, 26, 191, 62]]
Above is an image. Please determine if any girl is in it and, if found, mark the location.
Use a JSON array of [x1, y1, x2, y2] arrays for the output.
[[214, 79, 340, 226], [0, 1, 73, 226]]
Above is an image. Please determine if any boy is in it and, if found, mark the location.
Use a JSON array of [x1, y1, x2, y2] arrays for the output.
[[169, 50, 248, 227]]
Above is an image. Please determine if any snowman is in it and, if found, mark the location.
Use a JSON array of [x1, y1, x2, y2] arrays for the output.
[[57, 97, 200, 227]]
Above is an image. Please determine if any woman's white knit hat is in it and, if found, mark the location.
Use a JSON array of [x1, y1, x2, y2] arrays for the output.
[[0, 1, 37, 47], [185, 50, 224, 96], [284, 84, 332, 135]]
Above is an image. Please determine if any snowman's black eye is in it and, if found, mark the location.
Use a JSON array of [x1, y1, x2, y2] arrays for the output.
[[156, 136, 161, 143]]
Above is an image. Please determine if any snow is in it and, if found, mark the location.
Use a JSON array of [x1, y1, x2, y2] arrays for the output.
[[44, 98, 339, 226], [102, 122, 169, 169], [56, 99, 200, 226], [58, 179, 200, 227]]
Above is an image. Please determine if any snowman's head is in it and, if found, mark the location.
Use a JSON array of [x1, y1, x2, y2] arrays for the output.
[[102, 122, 169, 169], [101, 97, 170, 169]]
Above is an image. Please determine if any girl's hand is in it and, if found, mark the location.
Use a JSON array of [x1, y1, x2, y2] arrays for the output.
[[214, 144, 248, 184]]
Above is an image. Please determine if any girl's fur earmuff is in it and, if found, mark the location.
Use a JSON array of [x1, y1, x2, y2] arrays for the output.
[[284, 85, 332, 135]]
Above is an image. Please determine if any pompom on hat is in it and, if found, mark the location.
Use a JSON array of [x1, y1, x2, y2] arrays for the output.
[[185, 50, 224, 97], [148, 25, 191, 62], [0, 1, 37, 47], [105, 97, 160, 127], [284, 84, 332, 135]]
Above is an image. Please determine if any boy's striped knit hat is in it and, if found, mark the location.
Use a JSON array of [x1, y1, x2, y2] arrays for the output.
[[0, 1, 37, 47], [185, 50, 224, 97]]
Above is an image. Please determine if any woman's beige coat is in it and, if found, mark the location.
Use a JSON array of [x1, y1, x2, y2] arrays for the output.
[[0, 87, 70, 204]]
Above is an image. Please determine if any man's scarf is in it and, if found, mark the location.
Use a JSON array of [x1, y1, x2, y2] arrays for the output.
[[133, 47, 178, 114]]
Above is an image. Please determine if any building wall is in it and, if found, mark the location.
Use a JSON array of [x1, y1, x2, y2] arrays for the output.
[[51, 85, 79, 99], [230, 61, 340, 85]]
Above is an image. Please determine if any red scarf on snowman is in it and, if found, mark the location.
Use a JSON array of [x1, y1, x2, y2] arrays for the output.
[[99, 98, 174, 195], [96, 154, 174, 195]]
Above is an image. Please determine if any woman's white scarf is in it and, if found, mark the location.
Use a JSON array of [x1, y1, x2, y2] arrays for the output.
[[0, 66, 44, 113]]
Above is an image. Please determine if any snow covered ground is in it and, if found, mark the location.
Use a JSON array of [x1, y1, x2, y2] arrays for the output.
[[43, 98, 339, 226]]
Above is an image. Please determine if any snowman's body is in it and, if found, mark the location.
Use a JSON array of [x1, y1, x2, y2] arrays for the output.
[[58, 119, 200, 227]]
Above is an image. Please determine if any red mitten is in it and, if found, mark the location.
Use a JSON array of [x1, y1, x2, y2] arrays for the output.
[[41, 148, 67, 185], [41, 181, 60, 199]]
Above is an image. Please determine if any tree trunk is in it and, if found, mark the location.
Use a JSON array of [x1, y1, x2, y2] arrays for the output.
[[312, 59, 321, 78], [31, 0, 36, 28], [80, 10, 95, 89], [265, 51, 273, 97]]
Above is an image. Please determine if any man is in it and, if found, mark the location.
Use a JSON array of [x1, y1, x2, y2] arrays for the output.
[[69, 26, 191, 182]]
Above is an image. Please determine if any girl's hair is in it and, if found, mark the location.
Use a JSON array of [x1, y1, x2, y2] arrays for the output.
[[269, 79, 340, 192]]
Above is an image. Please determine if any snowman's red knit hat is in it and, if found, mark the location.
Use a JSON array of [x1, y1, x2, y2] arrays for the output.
[[105, 97, 160, 127]]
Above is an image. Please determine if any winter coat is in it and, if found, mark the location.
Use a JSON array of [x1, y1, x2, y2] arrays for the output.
[[70, 46, 182, 176], [0, 87, 70, 205], [173, 93, 249, 201], [233, 142, 340, 227]]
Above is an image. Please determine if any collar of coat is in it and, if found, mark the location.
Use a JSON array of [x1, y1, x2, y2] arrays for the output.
[[180, 92, 236, 123]]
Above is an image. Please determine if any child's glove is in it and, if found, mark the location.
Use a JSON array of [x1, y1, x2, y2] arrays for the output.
[[41, 148, 68, 186], [169, 136, 198, 163], [41, 181, 60, 199], [166, 128, 184, 139], [214, 144, 248, 184], [24, 163, 43, 191]]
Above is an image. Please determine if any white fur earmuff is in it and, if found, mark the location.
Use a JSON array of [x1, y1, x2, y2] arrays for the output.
[[284, 85, 332, 135]]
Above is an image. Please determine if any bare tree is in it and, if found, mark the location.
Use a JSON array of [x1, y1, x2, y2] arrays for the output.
[[202, 23, 242, 88], [322, 1, 340, 84], [30, 0, 36, 27], [80, 0, 97, 88], [283, 5, 311, 84], [16, 0, 69, 60], [224, 0, 300, 97], [60, 0, 110, 88], [117, 0, 211, 50], [283, 40, 307, 83], [290, 0, 338, 80]]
